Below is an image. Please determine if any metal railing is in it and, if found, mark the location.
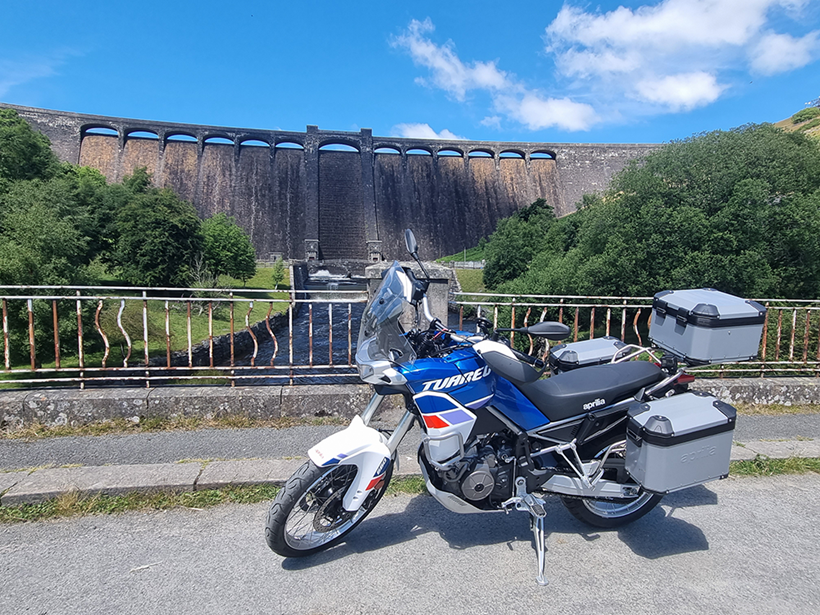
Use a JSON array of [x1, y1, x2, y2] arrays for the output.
[[2, 284, 819, 389], [0, 285, 367, 388], [451, 292, 820, 377]]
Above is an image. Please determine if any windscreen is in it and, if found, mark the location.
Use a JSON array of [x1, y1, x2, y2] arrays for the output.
[[358, 261, 416, 364]]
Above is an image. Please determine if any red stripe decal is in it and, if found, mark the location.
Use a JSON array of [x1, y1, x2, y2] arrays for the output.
[[366, 475, 385, 491], [423, 414, 449, 429]]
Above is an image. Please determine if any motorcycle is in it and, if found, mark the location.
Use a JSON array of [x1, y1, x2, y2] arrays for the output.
[[265, 230, 755, 585]]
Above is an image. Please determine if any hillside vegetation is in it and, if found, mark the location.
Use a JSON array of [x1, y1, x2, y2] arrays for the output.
[[482, 123, 820, 300], [775, 105, 820, 139]]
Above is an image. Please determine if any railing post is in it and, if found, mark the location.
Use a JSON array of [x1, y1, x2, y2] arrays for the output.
[[27, 299, 36, 371], [52, 300, 61, 369], [76, 291, 84, 389], [2, 298, 9, 371], [142, 291, 150, 388]]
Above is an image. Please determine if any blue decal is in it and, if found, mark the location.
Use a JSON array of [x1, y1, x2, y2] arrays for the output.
[[492, 378, 550, 430]]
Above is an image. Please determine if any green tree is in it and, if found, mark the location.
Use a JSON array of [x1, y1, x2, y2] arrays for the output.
[[488, 125, 820, 300], [201, 213, 256, 284], [0, 109, 59, 187], [270, 258, 286, 290], [113, 179, 204, 286], [482, 198, 555, 289]]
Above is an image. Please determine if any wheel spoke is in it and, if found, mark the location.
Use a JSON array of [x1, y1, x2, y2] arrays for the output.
[[283, 465, 373, 550]]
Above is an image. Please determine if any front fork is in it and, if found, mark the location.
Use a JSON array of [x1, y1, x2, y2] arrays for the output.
[[360, 392, 417, 458]]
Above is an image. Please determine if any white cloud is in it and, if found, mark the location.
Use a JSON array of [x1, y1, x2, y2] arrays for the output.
[[635, 72, 726, 111], [393, 2, 818, 133], [0, 57, 59, 98], [545, 0, 819, 113], [392, 19, 510, 101], [393, 19, 598, 132], [391, 123, 466, 140], [480, 115, 502, 129], [495, 94, 599, 131], [749, 30, 820, 74]]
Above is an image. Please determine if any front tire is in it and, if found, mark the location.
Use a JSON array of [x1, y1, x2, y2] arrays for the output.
[[560, 439, 662, 529], [265, 460, 392, 557]]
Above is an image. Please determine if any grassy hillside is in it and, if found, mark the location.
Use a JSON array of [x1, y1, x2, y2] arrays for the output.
[[774, 106, 820, 139]]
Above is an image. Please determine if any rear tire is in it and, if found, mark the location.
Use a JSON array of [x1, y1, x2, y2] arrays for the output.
[[265, 459, 392, 557], [560, 438, 662, 529]]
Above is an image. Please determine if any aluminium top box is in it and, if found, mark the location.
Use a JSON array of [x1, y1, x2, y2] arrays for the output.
[[648, 288, 766, 364], [549, 336, 630, 373], [624, 391, 736, 494]]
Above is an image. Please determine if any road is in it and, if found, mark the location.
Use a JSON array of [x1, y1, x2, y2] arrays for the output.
[[2, 412, 818, 471], [2, 474, 819, 614]]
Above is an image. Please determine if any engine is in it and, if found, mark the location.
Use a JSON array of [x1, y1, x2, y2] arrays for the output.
[[431, 438, 516, 507]]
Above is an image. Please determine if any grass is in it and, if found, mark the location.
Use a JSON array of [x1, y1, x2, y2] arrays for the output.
[[734, 402, 820, 416], [2, 456, 818, 524], [730, 456, 820, 476], [437, 246, 485, 263], [0, 484, 281, 524], [455, 269, 486, 294], [1, 414, 348, 441]]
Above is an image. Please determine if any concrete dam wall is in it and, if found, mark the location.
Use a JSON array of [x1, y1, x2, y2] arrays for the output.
[[2, 103, 659, 261]]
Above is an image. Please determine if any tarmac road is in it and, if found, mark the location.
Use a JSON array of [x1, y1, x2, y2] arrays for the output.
[[1, 412, 818, 471], [2, 474, 819, 614]]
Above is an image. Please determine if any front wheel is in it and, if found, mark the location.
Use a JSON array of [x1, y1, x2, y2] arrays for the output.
[[265, 460, 392, 557], [560, 439, 662, 528]]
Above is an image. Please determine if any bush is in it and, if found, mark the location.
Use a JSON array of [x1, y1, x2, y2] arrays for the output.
[[485, 124, 820, 300], [791, 107, 820, 124]]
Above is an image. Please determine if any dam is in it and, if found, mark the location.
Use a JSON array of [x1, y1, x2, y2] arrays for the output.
[[1, 103, 658, 261]]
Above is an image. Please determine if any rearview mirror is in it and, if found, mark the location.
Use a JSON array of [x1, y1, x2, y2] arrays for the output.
[[404, 229, 418, 256]]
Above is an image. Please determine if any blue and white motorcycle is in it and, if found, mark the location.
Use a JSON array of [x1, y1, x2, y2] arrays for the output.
[[265, 230, 730, 585]]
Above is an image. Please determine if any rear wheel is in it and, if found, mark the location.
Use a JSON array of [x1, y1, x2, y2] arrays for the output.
[[265, 459, 392, 557], [560, 439, 662, 529]]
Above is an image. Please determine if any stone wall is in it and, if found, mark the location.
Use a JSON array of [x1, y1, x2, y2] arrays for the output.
[[1, 378, 816, 429]]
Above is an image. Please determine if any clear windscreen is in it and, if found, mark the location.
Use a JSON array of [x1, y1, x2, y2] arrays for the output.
[[358, 261, 417, 365]]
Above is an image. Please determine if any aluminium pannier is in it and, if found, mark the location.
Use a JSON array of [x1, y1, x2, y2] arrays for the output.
[[624, 391, 736, 494], [648, 288, 766, 364], [548, 336, 630, 374]]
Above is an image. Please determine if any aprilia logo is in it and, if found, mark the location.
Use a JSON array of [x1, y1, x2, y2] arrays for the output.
[[583, 398, 607, 411], [421, 365, 492, 392], [680, 446, 716, 463]]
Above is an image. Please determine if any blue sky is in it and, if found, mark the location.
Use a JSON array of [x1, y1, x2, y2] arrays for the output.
[[1, 0, 819, 144]]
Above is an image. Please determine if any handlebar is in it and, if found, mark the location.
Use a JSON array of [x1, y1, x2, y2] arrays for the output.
[[427, 319, 544, 368], [511, 347, 545, 370]]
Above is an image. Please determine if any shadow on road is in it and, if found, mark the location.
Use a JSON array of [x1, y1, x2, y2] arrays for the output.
[[281, 486, 717, 570]]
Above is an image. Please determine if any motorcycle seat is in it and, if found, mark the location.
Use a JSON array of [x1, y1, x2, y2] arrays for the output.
[[516, 361, 662, 423]]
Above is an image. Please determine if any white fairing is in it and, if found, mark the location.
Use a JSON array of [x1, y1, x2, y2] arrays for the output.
[[308, 416, 391, 512], [414, 391, 477, 462]]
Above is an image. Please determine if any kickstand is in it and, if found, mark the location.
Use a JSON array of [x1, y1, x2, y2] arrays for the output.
[[531, 514, 548, 586], [503, 477, 549, 586]]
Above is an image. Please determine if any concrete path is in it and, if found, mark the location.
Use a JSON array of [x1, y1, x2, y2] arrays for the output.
[[2, 475, 820, 614], [1, 412, 818, 505]]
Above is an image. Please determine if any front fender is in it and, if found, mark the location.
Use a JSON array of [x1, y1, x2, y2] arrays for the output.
[[308, 415, 391, 512]]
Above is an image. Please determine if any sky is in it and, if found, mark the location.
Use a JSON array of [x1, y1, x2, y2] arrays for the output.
[[1, 0, 819, 144]]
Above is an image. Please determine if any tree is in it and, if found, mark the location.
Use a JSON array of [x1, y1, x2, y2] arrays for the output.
[[114, 181, 204, 286], [482, 198, 556, 289], [270, 258, 286, 290], [486, 124, 820, 300], [0, 109, 59, 187], [201, 213, 256, 284]]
